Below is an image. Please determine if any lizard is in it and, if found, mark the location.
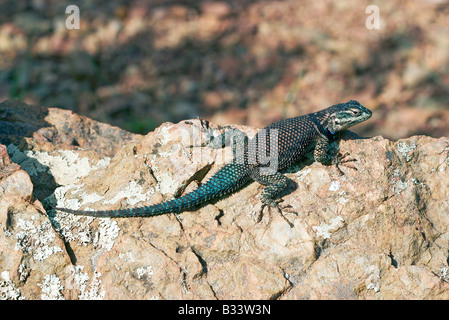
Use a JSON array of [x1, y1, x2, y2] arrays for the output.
[[55, 100, 372, 227]]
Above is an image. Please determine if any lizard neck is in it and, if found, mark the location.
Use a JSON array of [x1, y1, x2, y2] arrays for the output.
[[309, 113, 335, 138]]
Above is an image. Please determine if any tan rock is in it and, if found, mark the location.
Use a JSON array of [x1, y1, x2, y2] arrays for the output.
[[201, 2, 231, 18], [0, 143, 72, 300], [1, 100, 449, 299]]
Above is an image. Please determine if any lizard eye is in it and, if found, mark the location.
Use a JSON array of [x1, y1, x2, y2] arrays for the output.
[[350, 109, 360, 116]]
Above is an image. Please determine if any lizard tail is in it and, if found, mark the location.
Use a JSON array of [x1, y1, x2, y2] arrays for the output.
[[54, 164, 250, 218]]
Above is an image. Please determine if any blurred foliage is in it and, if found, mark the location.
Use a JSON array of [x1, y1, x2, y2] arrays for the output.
[[0, 0, 448, 139]]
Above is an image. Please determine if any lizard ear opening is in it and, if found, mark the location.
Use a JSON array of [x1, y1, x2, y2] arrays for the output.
[[327, 115, 339, 134]]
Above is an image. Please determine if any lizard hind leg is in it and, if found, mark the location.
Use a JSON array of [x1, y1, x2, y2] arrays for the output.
[[194, 118, 249, 150], [251, 170, 297, 228]]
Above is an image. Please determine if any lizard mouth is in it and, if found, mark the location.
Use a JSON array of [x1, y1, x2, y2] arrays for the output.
[[332, 104, 372, 132]]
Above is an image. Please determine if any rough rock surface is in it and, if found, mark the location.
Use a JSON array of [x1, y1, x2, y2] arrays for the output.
[[1, 99, 449, 300]]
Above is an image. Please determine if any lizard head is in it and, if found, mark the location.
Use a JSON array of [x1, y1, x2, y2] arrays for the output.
[[326, 100, 372, 134]]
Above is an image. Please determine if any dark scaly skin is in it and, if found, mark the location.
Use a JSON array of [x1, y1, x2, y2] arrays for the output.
[[55, 100, 372, 222]]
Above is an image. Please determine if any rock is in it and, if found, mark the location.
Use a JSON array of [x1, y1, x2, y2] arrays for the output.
[[0, 100, 138, 200], [201, 2, 232, 18], [0, 144, 72, 300], [1, 99, 449, 300]]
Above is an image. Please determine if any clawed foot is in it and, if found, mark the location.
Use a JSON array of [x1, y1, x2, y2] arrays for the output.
[[189, 117, 248, 152], [333, 152, 358, 175], [257, 199, 297, 228], [187, 117, 219, 148]]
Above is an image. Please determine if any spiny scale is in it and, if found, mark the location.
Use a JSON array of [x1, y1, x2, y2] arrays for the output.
[[55, 164, 251, 217], [55, 100, 372, 219]]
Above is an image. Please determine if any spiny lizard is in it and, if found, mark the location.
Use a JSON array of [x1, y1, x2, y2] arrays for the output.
[[55, 100, 372, 226]]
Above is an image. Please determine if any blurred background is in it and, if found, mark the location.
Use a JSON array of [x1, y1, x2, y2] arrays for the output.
[[0, 0, 448, 139]]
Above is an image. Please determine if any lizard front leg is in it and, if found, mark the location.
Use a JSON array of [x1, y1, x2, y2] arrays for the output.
[[314, 135, 356, 173]]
